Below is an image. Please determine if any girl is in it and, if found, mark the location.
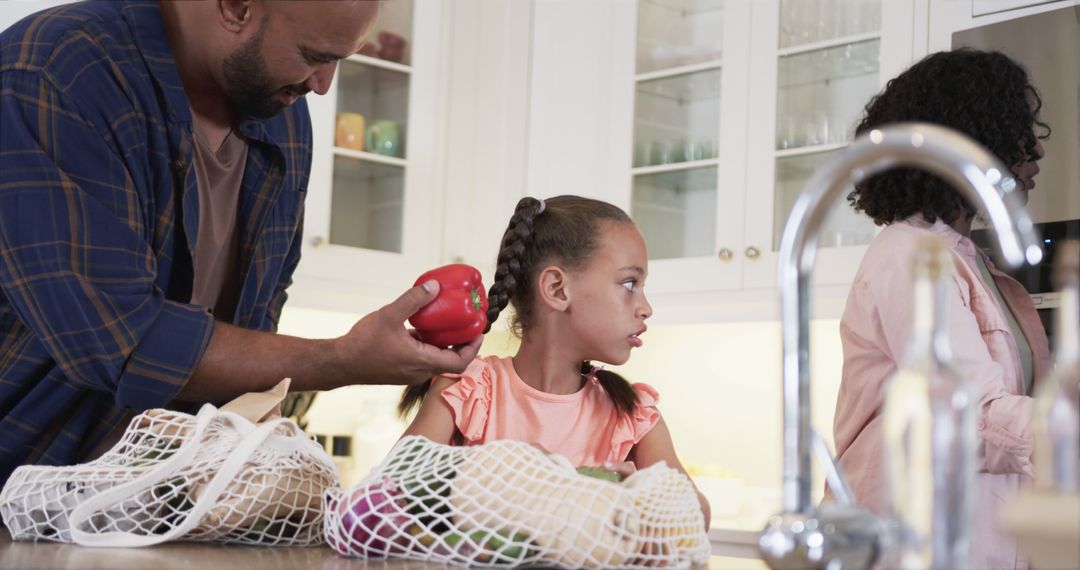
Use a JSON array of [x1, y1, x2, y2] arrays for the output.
[[399, 195, 710, 526]]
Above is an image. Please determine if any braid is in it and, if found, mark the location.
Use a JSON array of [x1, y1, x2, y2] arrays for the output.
[[483, 197, 542, 333]]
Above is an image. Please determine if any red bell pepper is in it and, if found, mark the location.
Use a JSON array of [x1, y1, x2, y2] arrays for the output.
[[408, 264, 489, 347]]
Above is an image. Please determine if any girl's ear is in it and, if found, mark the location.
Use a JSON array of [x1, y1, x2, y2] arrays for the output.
[[536, 265, 570, 312]]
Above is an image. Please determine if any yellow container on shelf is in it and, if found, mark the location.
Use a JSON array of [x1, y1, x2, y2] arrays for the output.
[[335, 112, 366, 151]]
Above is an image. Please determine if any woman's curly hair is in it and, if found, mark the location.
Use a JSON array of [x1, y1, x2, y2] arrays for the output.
[[848, 48, 1050, 226]]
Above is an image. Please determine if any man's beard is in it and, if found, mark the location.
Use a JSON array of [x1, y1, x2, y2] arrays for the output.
[[222, 23, 307, 120]]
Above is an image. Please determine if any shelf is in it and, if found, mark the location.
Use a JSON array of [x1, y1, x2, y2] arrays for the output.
[[641, 0, 724, 15], [635, 59, 723, 83], [633, 157, 720, 176], [636, 66, 723, 103], [777, 38, 880, 89], [345, 54, 411, 75], [774, 142, 848, 158], [777, 31, 881, 57], [632, 163, 719, 197], [333, 147, 407, 168], [632, 200, 687, 216]]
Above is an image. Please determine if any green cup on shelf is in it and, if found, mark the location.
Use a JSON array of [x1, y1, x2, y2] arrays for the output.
[[365, 120, 402, 157]]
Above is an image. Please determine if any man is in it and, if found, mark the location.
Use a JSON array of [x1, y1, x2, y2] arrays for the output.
[[0, 0, 481, 486]]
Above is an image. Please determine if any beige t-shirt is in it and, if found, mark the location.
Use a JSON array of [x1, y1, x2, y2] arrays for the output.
[[189, 125, 248, 320]]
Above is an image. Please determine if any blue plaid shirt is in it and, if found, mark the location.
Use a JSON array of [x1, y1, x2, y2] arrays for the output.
[[0, 1, 310, 485]]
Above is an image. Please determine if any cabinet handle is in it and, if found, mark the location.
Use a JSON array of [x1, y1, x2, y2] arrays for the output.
[[310, 235, 326, 247], [718, 248, 733, 261], [745, 246, 761, 259]]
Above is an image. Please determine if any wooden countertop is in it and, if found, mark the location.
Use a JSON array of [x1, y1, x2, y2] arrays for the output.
[[1, 528, 767, 569]]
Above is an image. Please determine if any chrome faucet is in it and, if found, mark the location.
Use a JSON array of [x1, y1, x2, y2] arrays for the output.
[[757, 123, 1043, 569]]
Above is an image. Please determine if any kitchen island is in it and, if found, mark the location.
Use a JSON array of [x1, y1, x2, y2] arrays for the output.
[[1, 528, 767, 569]]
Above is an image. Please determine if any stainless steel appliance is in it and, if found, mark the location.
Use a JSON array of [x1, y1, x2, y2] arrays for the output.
[[973, 219, 1080, 350]]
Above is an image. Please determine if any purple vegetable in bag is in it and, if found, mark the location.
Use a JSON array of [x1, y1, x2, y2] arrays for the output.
[[328, 478, 411, 558]]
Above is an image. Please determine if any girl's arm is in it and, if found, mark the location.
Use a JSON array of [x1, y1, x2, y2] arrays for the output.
[[400, 376, 461, 444], [629, 415, 712, 529]]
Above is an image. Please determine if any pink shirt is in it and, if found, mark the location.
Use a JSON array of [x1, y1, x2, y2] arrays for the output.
[[833, 216, 1051, 569], [440, 356, 661, 467]]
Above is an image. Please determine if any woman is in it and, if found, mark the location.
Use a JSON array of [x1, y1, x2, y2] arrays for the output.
[[832, 49, 1051, 569]]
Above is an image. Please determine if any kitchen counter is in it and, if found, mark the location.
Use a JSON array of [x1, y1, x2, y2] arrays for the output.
[[1, 528, 767, 569]]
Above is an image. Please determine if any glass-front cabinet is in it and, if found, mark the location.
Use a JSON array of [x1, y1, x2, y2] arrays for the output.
[[629, 0, 751, 294], [298, 0, 447, 307], [626, 0, 914, 298], [763, 0, 880, 250], [743, 0, 913, 289], [626, 1, 911, 297]]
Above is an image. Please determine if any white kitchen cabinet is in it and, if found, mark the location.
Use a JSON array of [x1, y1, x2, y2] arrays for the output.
[[300, 0, 1078, 324], [566, 0, 922, 321], [739, 0, 920, 290], [291, 0, 536, 317], [293, 0, 450, 313]]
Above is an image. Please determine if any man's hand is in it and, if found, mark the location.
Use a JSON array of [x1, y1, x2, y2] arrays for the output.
[[184, 281, 482, 402], [332, 280, 483, 387]]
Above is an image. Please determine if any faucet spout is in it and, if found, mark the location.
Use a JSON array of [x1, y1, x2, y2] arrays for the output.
[[760, 123, 1042, 569]]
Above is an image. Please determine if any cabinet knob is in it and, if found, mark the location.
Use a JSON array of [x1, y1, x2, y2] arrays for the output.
[[745, 246, 761, 259], [310, 235, 326, 247], [452, 255, 465, 264], [718, 248, 733, 261]]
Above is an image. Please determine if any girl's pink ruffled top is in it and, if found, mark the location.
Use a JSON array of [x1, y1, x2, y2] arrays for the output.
[[441, 355, 660, 467]]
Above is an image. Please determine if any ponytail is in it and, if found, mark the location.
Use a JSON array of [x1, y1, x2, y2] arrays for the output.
[[398, 379, 431, 418], [580, 360, 639, 419]]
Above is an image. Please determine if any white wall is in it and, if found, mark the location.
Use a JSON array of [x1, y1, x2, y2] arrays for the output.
[[1, 0, 74, 32]]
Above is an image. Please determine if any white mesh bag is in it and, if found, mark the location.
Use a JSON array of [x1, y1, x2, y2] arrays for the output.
[[0, 379, 338, 547], [324, 436, 710, 568]]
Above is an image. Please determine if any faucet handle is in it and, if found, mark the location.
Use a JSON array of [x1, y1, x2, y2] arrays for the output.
[[811, 429, 856, 507]]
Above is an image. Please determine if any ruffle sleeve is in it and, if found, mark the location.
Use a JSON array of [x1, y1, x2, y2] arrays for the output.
[[609, 382, 661, 462], [439, 358, 493, 444]]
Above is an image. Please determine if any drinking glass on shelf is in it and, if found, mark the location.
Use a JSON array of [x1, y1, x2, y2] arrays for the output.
[[699, 138, 717, 159], [648, 140, 676, 165], [633, 140, 648, 168], [816, 0, 836, 44], [861, 0, 881, 33], [781, 0, 815, 46], [682, 139, 706, 162], [779, 0, 796, 47], [828, 107, 849, 144], [777, 115, 801, 150], [803, 111, 828, 147]]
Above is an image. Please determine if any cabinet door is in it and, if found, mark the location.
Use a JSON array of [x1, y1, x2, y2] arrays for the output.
[[624, 0, 752, 294], [742, 0, 916, 291], [299, 0, 448, 307]]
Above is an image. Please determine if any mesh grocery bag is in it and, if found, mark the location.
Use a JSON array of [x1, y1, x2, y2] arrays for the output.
[[0, 379, 338, 547], [324, 436, 710, 568]]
